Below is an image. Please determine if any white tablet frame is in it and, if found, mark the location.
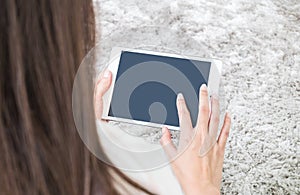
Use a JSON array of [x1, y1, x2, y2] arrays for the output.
[[102, 47, 222, 131]]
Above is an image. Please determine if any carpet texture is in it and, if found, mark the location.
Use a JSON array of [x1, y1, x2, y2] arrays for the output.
[[94, 0, 300, 194]]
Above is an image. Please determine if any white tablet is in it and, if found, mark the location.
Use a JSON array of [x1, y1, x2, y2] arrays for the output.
[[102, 47, 222, 130]]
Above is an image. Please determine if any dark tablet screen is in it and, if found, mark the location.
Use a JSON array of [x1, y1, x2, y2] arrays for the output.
[[108, 51, 211, 127]]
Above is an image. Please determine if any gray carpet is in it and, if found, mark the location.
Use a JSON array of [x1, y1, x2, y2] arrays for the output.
[[94, 0, 300, 194]]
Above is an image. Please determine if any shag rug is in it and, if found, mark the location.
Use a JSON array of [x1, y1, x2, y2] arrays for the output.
[[94, 0, 300, 194]]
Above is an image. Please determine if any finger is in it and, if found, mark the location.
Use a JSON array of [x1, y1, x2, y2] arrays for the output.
[[217, 112, 231, 150], [208, 96, 220, 138], [95, 70, 112, 97], [94, 70, 112, 119], [176, 93, 193, 151], [199, 96, 220, 156], [195, 84, 210, 135], [160, 127, 177, 160]]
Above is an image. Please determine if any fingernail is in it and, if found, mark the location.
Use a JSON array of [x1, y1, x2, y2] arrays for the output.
[[177, 93, 184, 101], [200, 84, 207, 91], [103, 70, 110, 78]]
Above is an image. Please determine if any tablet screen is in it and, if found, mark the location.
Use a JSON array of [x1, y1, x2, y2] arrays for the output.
[[108, 51, 211, 127]]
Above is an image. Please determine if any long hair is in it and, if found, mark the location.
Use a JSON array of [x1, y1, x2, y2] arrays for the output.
[[0, 0, 153, 194]]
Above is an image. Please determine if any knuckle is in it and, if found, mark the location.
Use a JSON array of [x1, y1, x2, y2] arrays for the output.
[[177, 99, 186, 109], [200, 105, 209, 113], [201, 89, 208, 96], [179, 108, 189, 117], [181, 108, 189, 116]]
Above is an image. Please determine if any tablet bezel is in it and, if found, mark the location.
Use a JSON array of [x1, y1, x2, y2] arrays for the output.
[[101, 47, 222, 131]]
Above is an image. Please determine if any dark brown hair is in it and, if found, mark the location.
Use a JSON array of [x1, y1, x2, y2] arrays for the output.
[[0, 0, 153, 194]]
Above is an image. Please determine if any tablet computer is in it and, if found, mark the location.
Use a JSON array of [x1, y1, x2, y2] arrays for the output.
[[102, 47, 222, 130]]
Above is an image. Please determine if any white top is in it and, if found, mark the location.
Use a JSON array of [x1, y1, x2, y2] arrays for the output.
[[96, 120, 183, 194]]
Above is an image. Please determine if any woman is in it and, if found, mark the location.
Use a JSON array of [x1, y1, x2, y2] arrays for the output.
[[0, 0, 152, 194], [0, 0, 231, 194]]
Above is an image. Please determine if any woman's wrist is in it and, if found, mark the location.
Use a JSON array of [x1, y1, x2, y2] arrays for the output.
[[182, 181, 220, 195]]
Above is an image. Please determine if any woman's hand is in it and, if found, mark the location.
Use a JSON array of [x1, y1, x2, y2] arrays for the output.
[[160, 84, 231, 195], [94, 70, 112, 120]]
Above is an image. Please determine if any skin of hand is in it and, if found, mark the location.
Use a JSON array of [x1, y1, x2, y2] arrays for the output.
[[160, 84, 231, 195], [94, 69, 112, 120]]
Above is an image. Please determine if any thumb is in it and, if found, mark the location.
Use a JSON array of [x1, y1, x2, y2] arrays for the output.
[[95, 70, 112, 97], [160, 127, 177, 160], [94, 70, 112, 119]]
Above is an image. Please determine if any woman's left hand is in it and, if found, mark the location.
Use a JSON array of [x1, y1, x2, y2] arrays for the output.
[[94, 69, 112, 120]]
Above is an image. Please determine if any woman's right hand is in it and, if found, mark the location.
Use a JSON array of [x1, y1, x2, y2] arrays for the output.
[[160, 84, 231, 195]]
